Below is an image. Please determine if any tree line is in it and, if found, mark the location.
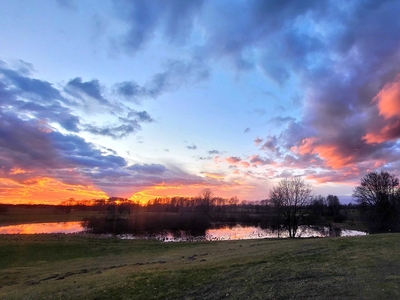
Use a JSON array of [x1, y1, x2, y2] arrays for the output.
[[269, 171, 400, 237], [3, 171, 396, 237]]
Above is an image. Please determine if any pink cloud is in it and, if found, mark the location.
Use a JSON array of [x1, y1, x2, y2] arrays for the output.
[[375, 76, 400, 119]]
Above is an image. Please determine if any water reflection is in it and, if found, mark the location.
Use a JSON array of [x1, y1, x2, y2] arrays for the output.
[[0, 222, 83, 234], [0, 222, 367, 240], [120, 225, 367, 242]]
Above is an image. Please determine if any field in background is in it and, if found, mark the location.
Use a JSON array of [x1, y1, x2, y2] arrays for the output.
[[0, 233, 399, 299]]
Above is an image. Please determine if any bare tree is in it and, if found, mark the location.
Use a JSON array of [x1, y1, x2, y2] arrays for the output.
[[270, 177, 313, 238], [353, 171, 400, 233], [326, 195, 340, 216], [196, 188, 215, 217]]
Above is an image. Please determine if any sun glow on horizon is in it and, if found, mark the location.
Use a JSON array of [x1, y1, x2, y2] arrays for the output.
[[0, 177, 108, 205]]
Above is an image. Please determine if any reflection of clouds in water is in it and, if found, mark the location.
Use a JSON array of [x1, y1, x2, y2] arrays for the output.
[[0, 223, 367, 239], [206, 225, 272, 241], [0, 222, 84, 234]]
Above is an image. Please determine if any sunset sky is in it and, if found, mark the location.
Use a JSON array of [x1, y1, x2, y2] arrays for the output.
[[1, 0, 400, 204]]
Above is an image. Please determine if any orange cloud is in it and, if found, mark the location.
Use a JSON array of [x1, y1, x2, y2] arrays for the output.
[[292, 138, 353, 169], [240, 161, 250, 168], [225, 157, 242, 164], [374, 76, 400, 119], [9, 168, 28, 175], [363, 119, 400, 144], [364, 76, 400, 144], [203, 172, 225, 179]]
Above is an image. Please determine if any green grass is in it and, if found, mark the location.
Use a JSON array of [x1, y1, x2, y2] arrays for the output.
[[0, 233, 399, 299]]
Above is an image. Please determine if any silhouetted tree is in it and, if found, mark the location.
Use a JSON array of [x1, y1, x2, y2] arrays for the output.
[[0, 204, 8, 214], [311, 195, 325, 219], [353, 171, 400, 233], [196, 188, 215, 217], [326, 195, 340, 216], [270, 177, 313, 238]]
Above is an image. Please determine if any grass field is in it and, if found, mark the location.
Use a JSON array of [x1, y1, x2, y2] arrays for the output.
[[0, 233, 399, 299]]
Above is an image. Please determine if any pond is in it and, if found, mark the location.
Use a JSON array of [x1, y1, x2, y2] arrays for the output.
[[0, 222, 83, 234], [0, 222, 367, 241]]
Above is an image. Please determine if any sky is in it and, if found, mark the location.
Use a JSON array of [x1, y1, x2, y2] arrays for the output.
[[1, 0, 400, 204]]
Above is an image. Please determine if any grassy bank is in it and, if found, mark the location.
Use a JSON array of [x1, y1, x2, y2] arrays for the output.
[[0, 233, 399, 299]]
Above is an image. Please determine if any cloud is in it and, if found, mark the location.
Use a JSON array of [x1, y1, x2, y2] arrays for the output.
[[56, 0, 77, 10], [109, 0, 400, 183], [225, 156, 250, 168], [249, 155, 272, 167], [198, 156, 212, 161], [208, 150, 220, 155], [363, 76, 400, 144], [115, 59, 209, 103], [0, 61, 172, 201], [374, 78, 400, 119], [128, 110, 154, 123], [187, 144, 197, 150], [0, 107, 218, 200], [0, 61, 154, 140], [127, 163, 167, 175], [0, 63, 64, 104], [114, 81, 142, 102], [0, 110, 126, 174], [65, 77, 109, 105], [84, 121, 141, 139], [83, 110, 154, 139], [226, 156, 242, 164], [254, 138, 263, 146], [113, 0, 205, 53]]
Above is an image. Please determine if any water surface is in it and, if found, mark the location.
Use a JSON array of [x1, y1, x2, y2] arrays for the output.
[[0, 222, 367, 240], [0, 222, 83, 234]]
